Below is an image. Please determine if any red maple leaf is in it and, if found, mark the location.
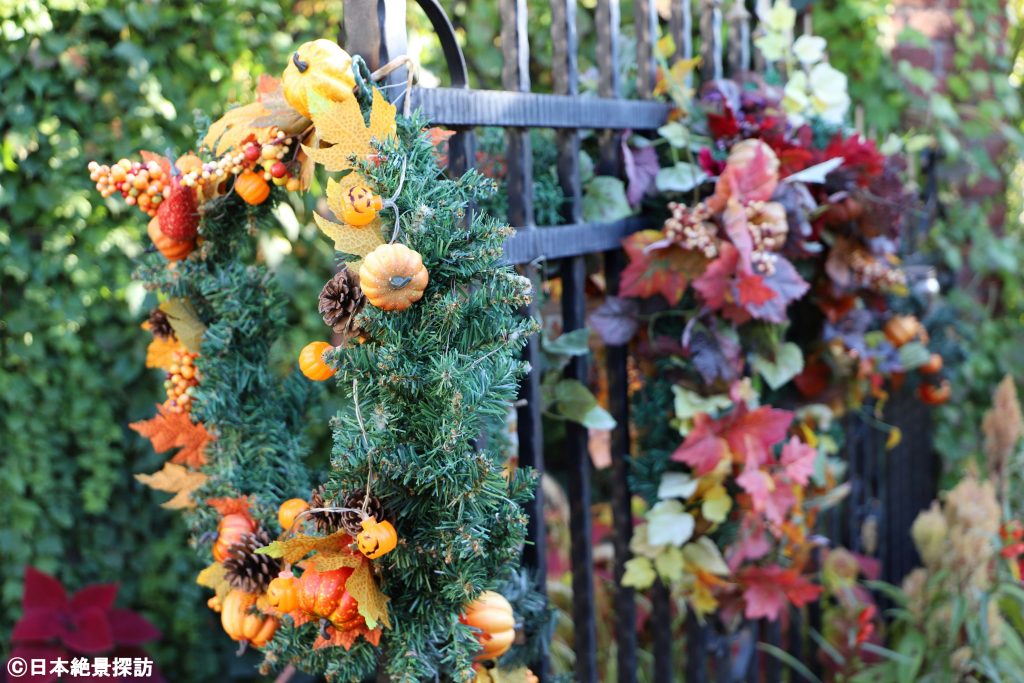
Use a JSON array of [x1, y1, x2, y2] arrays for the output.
[[620, 230, 709, 305], [312, 624, 383, 651], [206, 496, 252, 519], [692, 242, 739, 310], [779, 437, 817, 486], [672, 404, 793, 473], [738, 565, 822, 621], [737, 271, 776, 306]]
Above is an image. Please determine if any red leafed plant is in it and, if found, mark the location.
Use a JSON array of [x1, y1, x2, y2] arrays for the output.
[[8, 567, 163, 683]]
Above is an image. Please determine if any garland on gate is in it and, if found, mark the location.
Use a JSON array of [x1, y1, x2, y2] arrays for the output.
[[89, 39, 544, 683]]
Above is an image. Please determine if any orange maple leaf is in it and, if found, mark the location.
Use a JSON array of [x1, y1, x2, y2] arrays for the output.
[[206, 496, 252, 518], [130, 404, 213, 469], [312, 623, 383, 651]]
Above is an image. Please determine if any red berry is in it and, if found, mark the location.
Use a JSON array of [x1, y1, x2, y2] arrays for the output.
[[244, 144, 261, 162], [270, 162, 288, 178]]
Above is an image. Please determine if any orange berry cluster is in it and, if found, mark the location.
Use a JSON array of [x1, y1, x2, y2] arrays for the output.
[[164, 348, 200, 414], [88, 159, 169, 217], [180, 130, 301, 193]]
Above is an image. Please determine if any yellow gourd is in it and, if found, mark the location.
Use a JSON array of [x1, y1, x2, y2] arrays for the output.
[[282, 40, 357, 119]]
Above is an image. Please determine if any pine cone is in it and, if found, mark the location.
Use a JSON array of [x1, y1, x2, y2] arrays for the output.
[[318, 267, 366, 337], [339, 491, 384, 536], [147, 308, 174, 339], [309, 485, 346, 534], [223, 530, 281, 593]]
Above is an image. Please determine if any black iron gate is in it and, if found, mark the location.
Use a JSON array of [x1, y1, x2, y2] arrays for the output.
[[337, 1, 940, 681]]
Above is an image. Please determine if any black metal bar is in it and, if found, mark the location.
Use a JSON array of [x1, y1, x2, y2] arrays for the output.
[[341, 0, 407, 90], [500, 216, 651, 265], [685, 610, 707, 683], [651, 580, 673, 682], [595, 0, 623, 175], [412, 0, 469, 87], [635, 0, 658, 99], [764, 619, 782, 682], [408, 87, 673, 130]]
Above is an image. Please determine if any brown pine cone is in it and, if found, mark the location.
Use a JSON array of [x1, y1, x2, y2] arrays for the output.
[[223, 530, 280, 593], [318, 267, 367, 337], [309, 485, 346, 534], [147, 308, 175, 339], [339, 491, 384, 536]]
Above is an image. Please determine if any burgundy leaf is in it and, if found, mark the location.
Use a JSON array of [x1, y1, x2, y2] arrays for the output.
[[61, 607, 114, 654], [589, 296, 640, 346], [109, 609, 162, 646], [70, 583, 119, 613], [22, 567, 68, 612], [745, 256, 810, 323], [622, 139, 660, 207]]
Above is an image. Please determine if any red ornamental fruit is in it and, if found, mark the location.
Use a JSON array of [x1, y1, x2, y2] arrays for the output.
[[270, 162, 288, 178], [918, 380, 952, 406], [296, 566, 366, 631], [157, 176, 200, 241], [244, 144, 261, 162]]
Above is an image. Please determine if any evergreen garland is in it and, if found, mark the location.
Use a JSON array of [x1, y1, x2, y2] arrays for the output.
[[91, 41, 545, 683]]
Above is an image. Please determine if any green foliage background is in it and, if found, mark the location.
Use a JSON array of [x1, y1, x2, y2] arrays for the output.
[[0, 1, 340, 678]]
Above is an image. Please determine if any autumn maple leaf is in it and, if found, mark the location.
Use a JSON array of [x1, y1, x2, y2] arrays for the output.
[[130, 404, 213, 469], [619, 230, 709, 305], [779, 437, 817, 486], [672, 404, 793, 474], [738, 565, 821, 621]]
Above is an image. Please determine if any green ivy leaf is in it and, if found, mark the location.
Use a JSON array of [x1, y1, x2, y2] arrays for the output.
[[543, 328, 591, 357], [752, 342, 804, 390], [655, 162, 708, 193], [897, 342, 931, 371], [553, 379, 616, 430], [582, 176, 632, 222]]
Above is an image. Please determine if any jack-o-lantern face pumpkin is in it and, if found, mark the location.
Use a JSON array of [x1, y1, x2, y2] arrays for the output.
[[356, 517, 398, 559], [340, 185, 384, 227]]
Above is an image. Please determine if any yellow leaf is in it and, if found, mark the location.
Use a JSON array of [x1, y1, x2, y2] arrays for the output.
[[145, 335, 180, 370], [345, 561, 391, 630], [203, 101, 277, 156], [303, 88, 396, 173], [134, 462, 207, 510], [312, 547, 363, 572], [196, 562, 231, 599], [314, 211, 384, 258], [159, 298, 205, 353], [885, 426, 902, 450], [269, 530, 353, 565]]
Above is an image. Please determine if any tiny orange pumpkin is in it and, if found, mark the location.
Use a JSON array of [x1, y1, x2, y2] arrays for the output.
[[340, 185, 383, 227], [462, 591, 515, 662], [299, 341, 335, 381], [213, 512, 257, 563], [147, 216, 194, 261], [277, 498, 310, 530], [266, 572, 300, 614], [235, 171, 270, 206], [359, 243, 429, 312], [919, 353, 943, 375], [221, 589, 278, 647], [356, 517, 398, 559], [884, 315, 922, 348], [296, 566, 366, 631]]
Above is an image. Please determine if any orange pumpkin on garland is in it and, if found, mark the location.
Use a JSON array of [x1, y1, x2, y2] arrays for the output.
[[281, 39, 357, 119], [359, 243, 429, 312], [296, 566, 366, 631], [462, 591, 515, 662], [299, 341, 336, 381], [212, 512, 257, 562], [340, 185, 384, 226], [235, 171, 270, 206], [884, 315, 923, 348], [147, 216, 194, 261], [356, 517, 398, 559], [266, 572, 300, 614], [220, 589, 278, 647], [277, 498, 310, 530]]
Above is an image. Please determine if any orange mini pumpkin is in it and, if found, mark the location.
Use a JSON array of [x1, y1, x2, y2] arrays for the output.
[[298, 341, 335, 381], [235, 171, 270, 206], [147, 216, 194, 261], [267, 572, 300, 614], [221, 589, 278, 647], [356, 517, 398, 559], [296, 566, 366, 631], [359, 243, 429, 311], [462, 591, 515, 662], [213, 512, 256, 563], [277, 498, 310, 530], [340, 185, 383, 227]]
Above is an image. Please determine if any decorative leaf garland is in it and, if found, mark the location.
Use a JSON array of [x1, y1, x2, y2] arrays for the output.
[[91, 40, 542, 683]]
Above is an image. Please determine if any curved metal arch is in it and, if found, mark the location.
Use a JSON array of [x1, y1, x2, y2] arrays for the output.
[[413, 0, 470, 89]]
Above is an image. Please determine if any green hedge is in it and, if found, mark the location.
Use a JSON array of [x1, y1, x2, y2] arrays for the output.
[[0, 2, 339, 678]]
